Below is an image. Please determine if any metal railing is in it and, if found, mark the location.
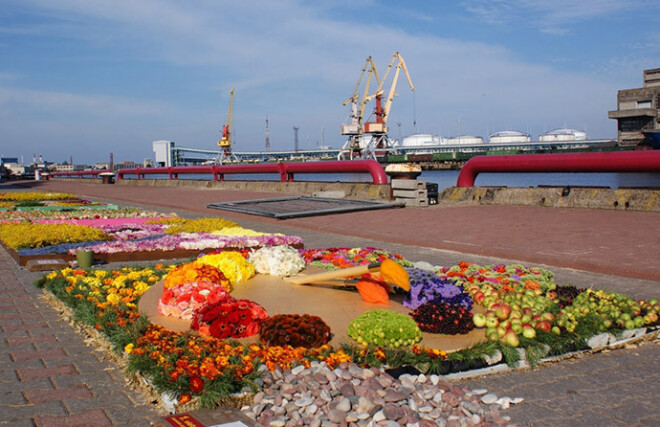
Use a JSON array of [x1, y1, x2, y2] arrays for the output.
[[50, 160, 389, 185], [456, 151, 660, 187]]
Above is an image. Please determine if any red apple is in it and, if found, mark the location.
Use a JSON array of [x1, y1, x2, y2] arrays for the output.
[[535, 320, 552, 332], [495, 303, 512, 321], [504, 330, 520, 347]]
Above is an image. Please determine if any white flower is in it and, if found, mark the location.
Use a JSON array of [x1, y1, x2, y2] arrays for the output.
[[248, 245, 305, 276]]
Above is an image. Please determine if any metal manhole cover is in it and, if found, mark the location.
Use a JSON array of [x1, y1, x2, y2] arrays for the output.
[[207, 196, 404, 219]]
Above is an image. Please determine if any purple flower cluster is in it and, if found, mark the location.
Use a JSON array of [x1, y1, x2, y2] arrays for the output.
[[403, 268, 473, 311], [66, 232, 304, 255], [98, 223, 168, 240]]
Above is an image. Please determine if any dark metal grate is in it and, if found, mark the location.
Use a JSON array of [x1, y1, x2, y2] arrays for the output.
[[207, 196, 404, 219]]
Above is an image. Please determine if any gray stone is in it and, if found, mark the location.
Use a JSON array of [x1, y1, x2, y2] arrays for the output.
[[327, 409, 346, 423], [383, 403, 405, 420]]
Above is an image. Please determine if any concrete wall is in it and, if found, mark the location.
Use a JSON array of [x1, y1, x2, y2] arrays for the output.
[[115, 179, 392, 200], [439, 186, 660, 211]]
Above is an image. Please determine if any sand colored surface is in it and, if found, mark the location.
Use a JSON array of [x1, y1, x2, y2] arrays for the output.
[[139, 271, 486, 352]]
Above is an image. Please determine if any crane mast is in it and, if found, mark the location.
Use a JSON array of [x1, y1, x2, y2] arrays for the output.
[[216, 88, 238, 164], [341, 57, 380, 136], [218, 88, 234, 149]]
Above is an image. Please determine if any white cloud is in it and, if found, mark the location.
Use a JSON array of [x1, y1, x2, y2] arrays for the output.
[[0, 86, 172, 118]]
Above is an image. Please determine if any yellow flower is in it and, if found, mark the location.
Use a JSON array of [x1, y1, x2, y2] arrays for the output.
[[124, 343, 134, 354], [106, 293, 121, 305], [196, 252, 255, 284]]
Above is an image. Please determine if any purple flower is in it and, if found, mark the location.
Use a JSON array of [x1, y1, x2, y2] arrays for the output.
[[403, 268, 473, 311]]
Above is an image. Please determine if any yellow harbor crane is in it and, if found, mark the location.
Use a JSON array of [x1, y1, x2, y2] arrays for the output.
[[341, 56, 380, 136], [218, 88, 234, 149], [339, 52, 414, 160], [216, 88, 238, 163]]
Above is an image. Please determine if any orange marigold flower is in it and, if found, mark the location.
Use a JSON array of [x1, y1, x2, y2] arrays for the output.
[[178, 393, 192, 405]]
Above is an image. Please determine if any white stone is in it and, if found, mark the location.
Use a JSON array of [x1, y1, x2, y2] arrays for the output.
[[417, 374, 428, 384], [295, 397, 313, 407], [511, 397, 524, 404], [586, 333, 611, 349], [470, 388, 488, 395], [483, 350, 502, 365], [336, 397, 352, 412], [291, 365, 306, 375], [496, 397, 511, 409], [304, 404, 318, 417], [429, 374, 440, 385], [481, 393, 498, 405], [373, 410, 386, 422]]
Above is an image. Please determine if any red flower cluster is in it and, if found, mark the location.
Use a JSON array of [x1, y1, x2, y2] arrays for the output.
[[259, 314, 333, 348], [191, 298, 268, 339]]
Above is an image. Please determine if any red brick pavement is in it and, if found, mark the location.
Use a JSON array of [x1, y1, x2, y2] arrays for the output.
[[0, 248, 161, 426]]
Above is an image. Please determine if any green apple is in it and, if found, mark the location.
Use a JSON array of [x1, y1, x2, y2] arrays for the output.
[[485, 316, 500, 329], [472, 313, 487, 328], [521, 325, 536, 339]]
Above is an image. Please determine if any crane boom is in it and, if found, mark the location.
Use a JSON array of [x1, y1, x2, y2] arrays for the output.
[[341, 57, 380, 135], [218, 88, 234, 148], [363, 52, 414, 134]]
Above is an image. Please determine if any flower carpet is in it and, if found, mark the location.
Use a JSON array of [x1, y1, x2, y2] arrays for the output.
[[0, 192, 303, 265], [7, 192, 660, 414]]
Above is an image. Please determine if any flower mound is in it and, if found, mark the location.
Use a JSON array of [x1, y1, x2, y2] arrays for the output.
[[164, 263, 231, 292], [409, 301, 475, 335], [259, 314, 333, 348], [348, 310, 422, 348], [248, 245, 305, 276], [158, 281, 232, 320], [196, 252, 255, 284], [191, 299, 268, 339], [404, 268, 473, 311]]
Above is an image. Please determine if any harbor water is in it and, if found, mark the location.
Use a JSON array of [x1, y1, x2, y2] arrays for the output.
[[176, 170, 660, 192]]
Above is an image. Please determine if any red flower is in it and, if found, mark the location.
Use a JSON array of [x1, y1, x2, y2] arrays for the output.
[[189, 376, 204, 393], [178, 393, 192, 405], [209, 321, 234, 339]]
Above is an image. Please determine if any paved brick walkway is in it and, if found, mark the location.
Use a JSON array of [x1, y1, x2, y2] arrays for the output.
[[1, 179, 659, 426], [0, 249, 161, 426]]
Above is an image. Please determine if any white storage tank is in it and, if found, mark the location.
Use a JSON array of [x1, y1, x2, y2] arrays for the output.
[[401, 133, 441, 147], [488, 130, 531, 144], [446, 135, 484, 145], [539, 128, 587, 142]]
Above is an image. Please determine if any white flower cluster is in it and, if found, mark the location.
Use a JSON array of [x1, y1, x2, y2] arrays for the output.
[[249, 245, 306, 277]]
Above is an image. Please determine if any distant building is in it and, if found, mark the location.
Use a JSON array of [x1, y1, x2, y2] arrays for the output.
[[608, 68, 660, 146], [54, 164, 86, 172], [153, 140, 175, 167], [0, 157, 19, 165]]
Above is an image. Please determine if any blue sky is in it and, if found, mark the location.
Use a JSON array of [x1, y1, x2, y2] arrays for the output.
[[1, 0, 659, 165]]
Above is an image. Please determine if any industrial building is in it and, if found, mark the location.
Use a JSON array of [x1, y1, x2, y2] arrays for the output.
[[608, 68, 660, 146]]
